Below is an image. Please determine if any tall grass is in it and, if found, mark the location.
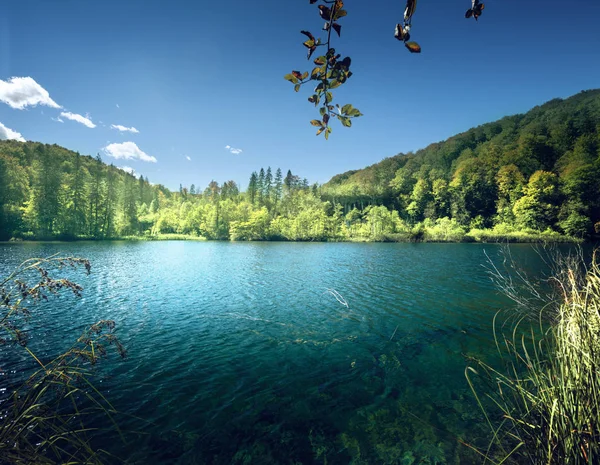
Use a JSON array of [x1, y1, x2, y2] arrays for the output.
[[0, 256, 126, 464], [468, 248, 600, 464]]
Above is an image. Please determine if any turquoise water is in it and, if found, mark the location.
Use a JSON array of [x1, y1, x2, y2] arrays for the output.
[[0, 242, 580, 463]]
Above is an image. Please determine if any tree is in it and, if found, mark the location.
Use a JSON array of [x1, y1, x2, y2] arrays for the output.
[[248, 172, 258, 204], [119, 173, 138, 235], [273, 168, 283, 211], [495, 164, 525, 224], [88, 154, 105, 237], [257, 168, 266, 204], [63, 152, 89, 237], [0, 153, 28, 239], [264, 167, 273, 200], [513, 171, 559, 230], [103, 164, 117, 237], [24, 145, 62, 237]]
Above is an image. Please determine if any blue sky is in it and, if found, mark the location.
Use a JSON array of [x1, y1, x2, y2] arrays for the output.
[[0, 0, 599, 190]]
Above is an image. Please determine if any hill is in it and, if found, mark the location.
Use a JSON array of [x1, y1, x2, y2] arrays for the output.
[[322, 89, 600, 237], [1, 89, 599, 242]]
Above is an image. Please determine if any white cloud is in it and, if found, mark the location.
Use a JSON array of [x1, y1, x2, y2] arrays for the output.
[[186, 156, 191, 161], [103, 141, 157, 163], [0, 77, 61, 110], [0, 122, 26, 142], [60, 111, 96, 128], [225, 145, 243, 155], [111, 124, 139, 133], [118, 166, 136, 175], [51, 116, 64, 123]]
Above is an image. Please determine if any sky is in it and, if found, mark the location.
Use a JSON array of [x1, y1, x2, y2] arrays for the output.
[[0, 0, 599, 191]]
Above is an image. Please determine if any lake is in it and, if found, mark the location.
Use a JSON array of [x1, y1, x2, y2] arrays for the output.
[[0, 242, 582, 463]]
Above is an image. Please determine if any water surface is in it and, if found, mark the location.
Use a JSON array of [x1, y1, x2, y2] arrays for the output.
[[0, 242, 578, 463]]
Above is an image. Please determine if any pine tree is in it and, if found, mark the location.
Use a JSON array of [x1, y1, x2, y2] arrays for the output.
[[64, 152, 88, 236], [257, 168, 265, 204], [265, 167, 273, 199], [25, 145, 62, 237], [248, 171, 258, 204], [273, 168, 283, 206]]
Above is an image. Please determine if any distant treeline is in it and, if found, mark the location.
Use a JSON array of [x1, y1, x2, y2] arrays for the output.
[[1, 90, 599, 242]]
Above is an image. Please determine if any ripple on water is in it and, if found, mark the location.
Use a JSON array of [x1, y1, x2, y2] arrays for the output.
[[0, 241, 587, 464]]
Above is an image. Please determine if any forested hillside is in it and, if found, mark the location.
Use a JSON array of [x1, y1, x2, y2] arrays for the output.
[[322, 89, 600, 238], [1, 90, 599, 242]]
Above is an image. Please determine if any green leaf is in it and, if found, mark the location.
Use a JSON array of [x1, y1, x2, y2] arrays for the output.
[[333, 9, 347, 20], [338, 115, 352, 127], [329, 80, 341, 89], [301, 71, 309, 80], [294, 84, 301, 92], [310, 119, 324, 127], [349, 108, 362, 117], [325, 127, 332, 140], [319, 106, 327, 116], [325, 92, 333, 103], [284, 74, 299, 84], [316, 127, 325, 136], [314, 56, 326, 65], [341, 104, 352, 114]]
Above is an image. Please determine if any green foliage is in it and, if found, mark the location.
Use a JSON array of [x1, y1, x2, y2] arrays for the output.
[[1, 90, 599, 243], [285, 0, 362, 138], [321, 90, 600, 240]]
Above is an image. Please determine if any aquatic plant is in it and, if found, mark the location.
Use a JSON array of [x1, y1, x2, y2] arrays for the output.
[[0, 255, 125, 464], [468, 248, 600, 464]]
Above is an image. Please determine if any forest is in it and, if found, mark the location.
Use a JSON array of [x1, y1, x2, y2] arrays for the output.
[[1, 89, 599, 242]]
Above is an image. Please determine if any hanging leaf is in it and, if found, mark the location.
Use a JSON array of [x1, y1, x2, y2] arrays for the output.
[[318, 5, 332, 21], [333, 9, 347, 20], [405, 41, 422, 53], [323, 113, 330, 124], [294, 84, 301, 92], [316, 127, 325, 136], [325, 127, 332, 140], [314, 56, 326, 65], [300, 30, 315, 41], [394, 24, 410, 42], [292, 70, 303, 80], [310, 119, 324, 127], [332, 23, 342, 37], [284, 74, 299, 84], [404, 0, 417, 21]]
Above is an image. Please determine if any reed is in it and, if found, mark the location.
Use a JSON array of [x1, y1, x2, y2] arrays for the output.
[[0, 255, 126, 464], [468, 248, 600, 464]]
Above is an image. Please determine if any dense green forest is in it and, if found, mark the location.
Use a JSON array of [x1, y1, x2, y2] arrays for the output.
[[1, 90, 599, 242]]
